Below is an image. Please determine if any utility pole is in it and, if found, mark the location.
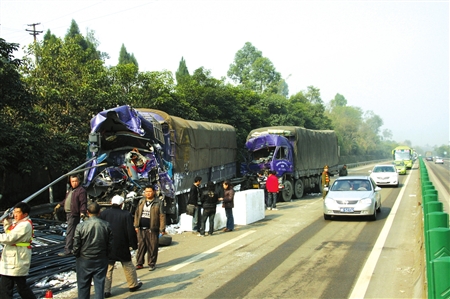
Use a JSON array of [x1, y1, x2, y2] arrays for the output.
[[26, 23, 43, 42]]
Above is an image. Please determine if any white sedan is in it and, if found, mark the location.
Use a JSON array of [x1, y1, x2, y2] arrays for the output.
[[435, 157, 444, 164], [369, 164, 399, 187], [323, 176, 382, 221]]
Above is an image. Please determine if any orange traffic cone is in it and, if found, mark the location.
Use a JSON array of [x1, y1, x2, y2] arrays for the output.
[[44, 290, 53, 298]]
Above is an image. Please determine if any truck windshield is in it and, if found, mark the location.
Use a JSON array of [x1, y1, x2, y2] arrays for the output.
[[252, 147, 275, 162]]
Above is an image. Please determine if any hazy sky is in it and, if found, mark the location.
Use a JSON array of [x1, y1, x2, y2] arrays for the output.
[[1, 0, 449, 148]]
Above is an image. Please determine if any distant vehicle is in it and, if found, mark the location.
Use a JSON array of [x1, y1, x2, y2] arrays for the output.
[[435, 157, 444, 164], [323, 176, 382, 221], [393, 160, 407, 175], [425, 151, 433, 161], [426, 157, 433, 161], [392, 146, 413, 169], [369, 164, 399, 187]]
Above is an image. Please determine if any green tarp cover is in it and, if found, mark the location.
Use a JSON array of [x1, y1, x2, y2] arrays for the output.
[[139, 109, 237, 173]]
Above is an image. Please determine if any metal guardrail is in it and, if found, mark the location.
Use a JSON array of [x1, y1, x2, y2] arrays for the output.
[[419, 157, 450, 299], [341, 159, 390, 170]]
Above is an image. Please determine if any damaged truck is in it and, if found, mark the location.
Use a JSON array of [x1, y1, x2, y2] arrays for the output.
[[84, 105, 237, 224], [244, 126, 340, 202]]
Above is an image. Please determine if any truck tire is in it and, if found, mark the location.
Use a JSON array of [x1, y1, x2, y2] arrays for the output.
[[159, 234, 172, 246], [281, 180, 293, 202], [293, 179, 304, 199]]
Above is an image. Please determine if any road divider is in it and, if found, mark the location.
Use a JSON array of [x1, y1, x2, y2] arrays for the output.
[[419, 157, 450, 299]]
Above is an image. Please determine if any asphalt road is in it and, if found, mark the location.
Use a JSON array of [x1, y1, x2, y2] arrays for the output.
[[54, 160, 447, 299]]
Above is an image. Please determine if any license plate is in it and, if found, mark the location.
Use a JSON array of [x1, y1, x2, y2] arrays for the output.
[[340, 207, 354, 213]]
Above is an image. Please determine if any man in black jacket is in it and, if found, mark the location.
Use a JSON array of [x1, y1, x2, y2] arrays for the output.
[[73, 202, 113, 299], [198, 182, 219, 236], [187, 176, 202, 232], [99, 195, 143, 297], [56, 175, 87, 257]]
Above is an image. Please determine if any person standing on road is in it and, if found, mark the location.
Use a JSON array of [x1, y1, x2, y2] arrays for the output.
[[134, 185, 166, 271], [339, 164, 348, 176], [266, 170, 279, 210], [219, 180, 235, 232], [56, 175, 87, 257], [0, 202, 37, 299], [257, 170, 268, 207], [73, 202, 113, 299], [188, 176, 202, 233], [198, 182, 220, 236], [99, 195, 142, 298], [322, 165, 330, 199]]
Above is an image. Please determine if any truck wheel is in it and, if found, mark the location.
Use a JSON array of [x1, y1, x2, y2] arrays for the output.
[[293, 180, 304, 199], [281, 180, 293, 202], [159, 234, 172, 246], [316, 178, 324, 193]]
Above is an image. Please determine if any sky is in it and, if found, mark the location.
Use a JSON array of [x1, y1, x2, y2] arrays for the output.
[[1, 0, 449, 149]]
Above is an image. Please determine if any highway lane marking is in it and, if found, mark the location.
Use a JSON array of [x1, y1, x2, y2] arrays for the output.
[[167, 230, 256, 271], [348, 162, 414, 299]]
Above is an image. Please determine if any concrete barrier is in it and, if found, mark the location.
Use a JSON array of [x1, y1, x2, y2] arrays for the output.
[[179, 189, 265, 232]]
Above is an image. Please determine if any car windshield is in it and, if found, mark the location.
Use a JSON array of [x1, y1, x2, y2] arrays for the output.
[[373, 166, 395, 173], [394, 161, 404, 166], [331, 180, 372, 191]]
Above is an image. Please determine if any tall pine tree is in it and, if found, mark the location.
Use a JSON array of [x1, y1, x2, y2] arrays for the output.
[[175, 56, 190, 84]]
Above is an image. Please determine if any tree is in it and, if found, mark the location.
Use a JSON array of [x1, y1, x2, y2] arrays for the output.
[[326, 105, 363, 156], [228, 42, 282, 94], [21, 33, 112, 170], [304, 86, 323, 105], [65, 19, 103, 61], [329, 93, 347, 109], [0, 38, 53, 204], [118, 44, 138, 68], [175, 57, 190, 85]]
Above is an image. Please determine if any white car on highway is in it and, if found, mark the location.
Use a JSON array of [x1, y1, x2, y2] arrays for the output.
[[323, 176, 382, 221], [435, 157, 444, 164], [369, 164, 399, 187]]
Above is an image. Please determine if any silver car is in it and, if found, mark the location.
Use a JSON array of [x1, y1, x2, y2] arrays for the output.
[[323, 176, 382, 221]]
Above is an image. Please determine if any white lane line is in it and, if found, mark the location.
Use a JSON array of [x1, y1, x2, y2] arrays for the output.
[[349, 165, 413, 299], [167, 230, 256, 271]]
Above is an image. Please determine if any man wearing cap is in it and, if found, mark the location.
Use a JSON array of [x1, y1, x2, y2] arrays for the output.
[[321, 165, 330, 199], [99, 195, 142, 297]]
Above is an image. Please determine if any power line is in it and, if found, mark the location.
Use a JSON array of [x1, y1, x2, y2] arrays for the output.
[[26, 23, 43, 42]]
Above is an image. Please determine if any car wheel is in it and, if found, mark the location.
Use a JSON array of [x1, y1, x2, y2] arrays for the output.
[[377, 202, 381, 213], [324, 214, 331, 220], [369, 206, 377, 221]]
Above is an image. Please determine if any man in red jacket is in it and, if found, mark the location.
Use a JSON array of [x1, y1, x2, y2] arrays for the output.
[[265, 170, 279, 211]]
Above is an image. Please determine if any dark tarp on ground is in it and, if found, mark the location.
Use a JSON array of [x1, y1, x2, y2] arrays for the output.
[[136, 109, 237, 173], [247, 126, 339, 171]]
